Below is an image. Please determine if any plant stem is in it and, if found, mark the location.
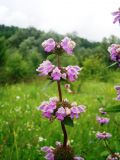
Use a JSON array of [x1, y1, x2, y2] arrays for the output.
[[57, 81, 62, 102], [61, 122, 68, 147], [57, 55, 68, 147]]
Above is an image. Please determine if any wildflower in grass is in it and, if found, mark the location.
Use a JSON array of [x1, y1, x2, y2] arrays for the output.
[[42, 38, 56, 52], [36, 62, 81, 82], [39, 37, 85, 160], [96, 131, 112, 140], [70, 105, 86, 119], [38, 98, 86, 121], [61, 37, 76, 54], [36, 60, 54, 76], [96, 116, 110, 125], [99, 107, 107, 115], [114, 85, 120, 100], [106, 152, 120, 160], [38, 99, 57, 119], [112, 8, 120, 24], [56, 107, 66, 121], [108, 44, 120, 63], [66, 65, 82, 82], [41, 146, 54, 160], [115, 94, 120, 101], [114, 86, 120, 93]]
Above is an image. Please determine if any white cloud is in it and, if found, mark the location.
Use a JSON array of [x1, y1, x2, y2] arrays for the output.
[[0, 5, 29, 27], [0, 0, 120, 41]]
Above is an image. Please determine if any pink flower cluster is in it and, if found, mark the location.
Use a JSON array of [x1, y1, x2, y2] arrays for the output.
[[41, 146, 54, 160], [36, 60, 54, 76], [96, 116, 110, 125], [114, 85, 120, 101], [106, 153, 120, 160], [38, 97, 86, 121], [108, 44, 120, 63], [41, 142, 84, 160], [99, 107, 107, 115], [112, 8, 120, 24], [41, 37, 76, 55], [42, 38, 56, 53], [96, 132, 112, 140], [96, 109, 111, 140], [36, 60, 82, 82]]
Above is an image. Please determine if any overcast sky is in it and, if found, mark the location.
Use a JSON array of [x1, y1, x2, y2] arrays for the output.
[[0, 0, 120, 41]]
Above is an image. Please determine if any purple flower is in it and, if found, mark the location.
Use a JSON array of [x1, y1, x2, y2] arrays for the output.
[[41, 146, 53, 153], [61, 73, 67, 79], [112, 8, 120, 24], [96, 116, 110, 125], [45, 153, 54, 160], [96, 132, 112, 140], [78, 105, 86, 113], [51, 67, 62, 81], [114, 86, 120, 94], [61, 37, 76, 54], [66, 66, 81, 82], [39, 99, 57, 119], [42, 38, 56, 52], [99, 107, 107, 115], [115, 94, 120, 101], [36, 60, 54, 76], [70, 103, 86, 119], [41, 146, 54, 160], [56, 107, 66, 121], [70, 106, 80, 119], [108, 44, 120, 62], [106, 152, 120, 160], [114, 86, 120, 101]]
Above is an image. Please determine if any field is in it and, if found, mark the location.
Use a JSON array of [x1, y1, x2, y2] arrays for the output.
[[0, 78, 120, 160]]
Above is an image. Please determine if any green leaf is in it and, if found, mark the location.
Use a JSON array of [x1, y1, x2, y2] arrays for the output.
[[107, 62, 118, 68], [63, 117, 74, 127], [105, 105, 120, 113]]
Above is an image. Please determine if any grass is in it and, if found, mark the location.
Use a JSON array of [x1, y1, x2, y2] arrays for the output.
[[0, 78, 120, 160]]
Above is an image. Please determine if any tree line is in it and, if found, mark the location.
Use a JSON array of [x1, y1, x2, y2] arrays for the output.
[[0, 24, 120, 83]]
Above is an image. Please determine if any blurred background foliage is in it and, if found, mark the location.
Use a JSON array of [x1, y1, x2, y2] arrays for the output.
[[0, 25, 120, 160], [0, 24, 120, 84]]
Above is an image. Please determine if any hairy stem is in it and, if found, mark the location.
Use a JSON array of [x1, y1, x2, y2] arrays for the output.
[[57, 81, 62, 102], [57, 55, 68, 147]]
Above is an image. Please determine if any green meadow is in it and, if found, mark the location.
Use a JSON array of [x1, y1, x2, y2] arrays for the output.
[[0, 77, 120, 160]]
